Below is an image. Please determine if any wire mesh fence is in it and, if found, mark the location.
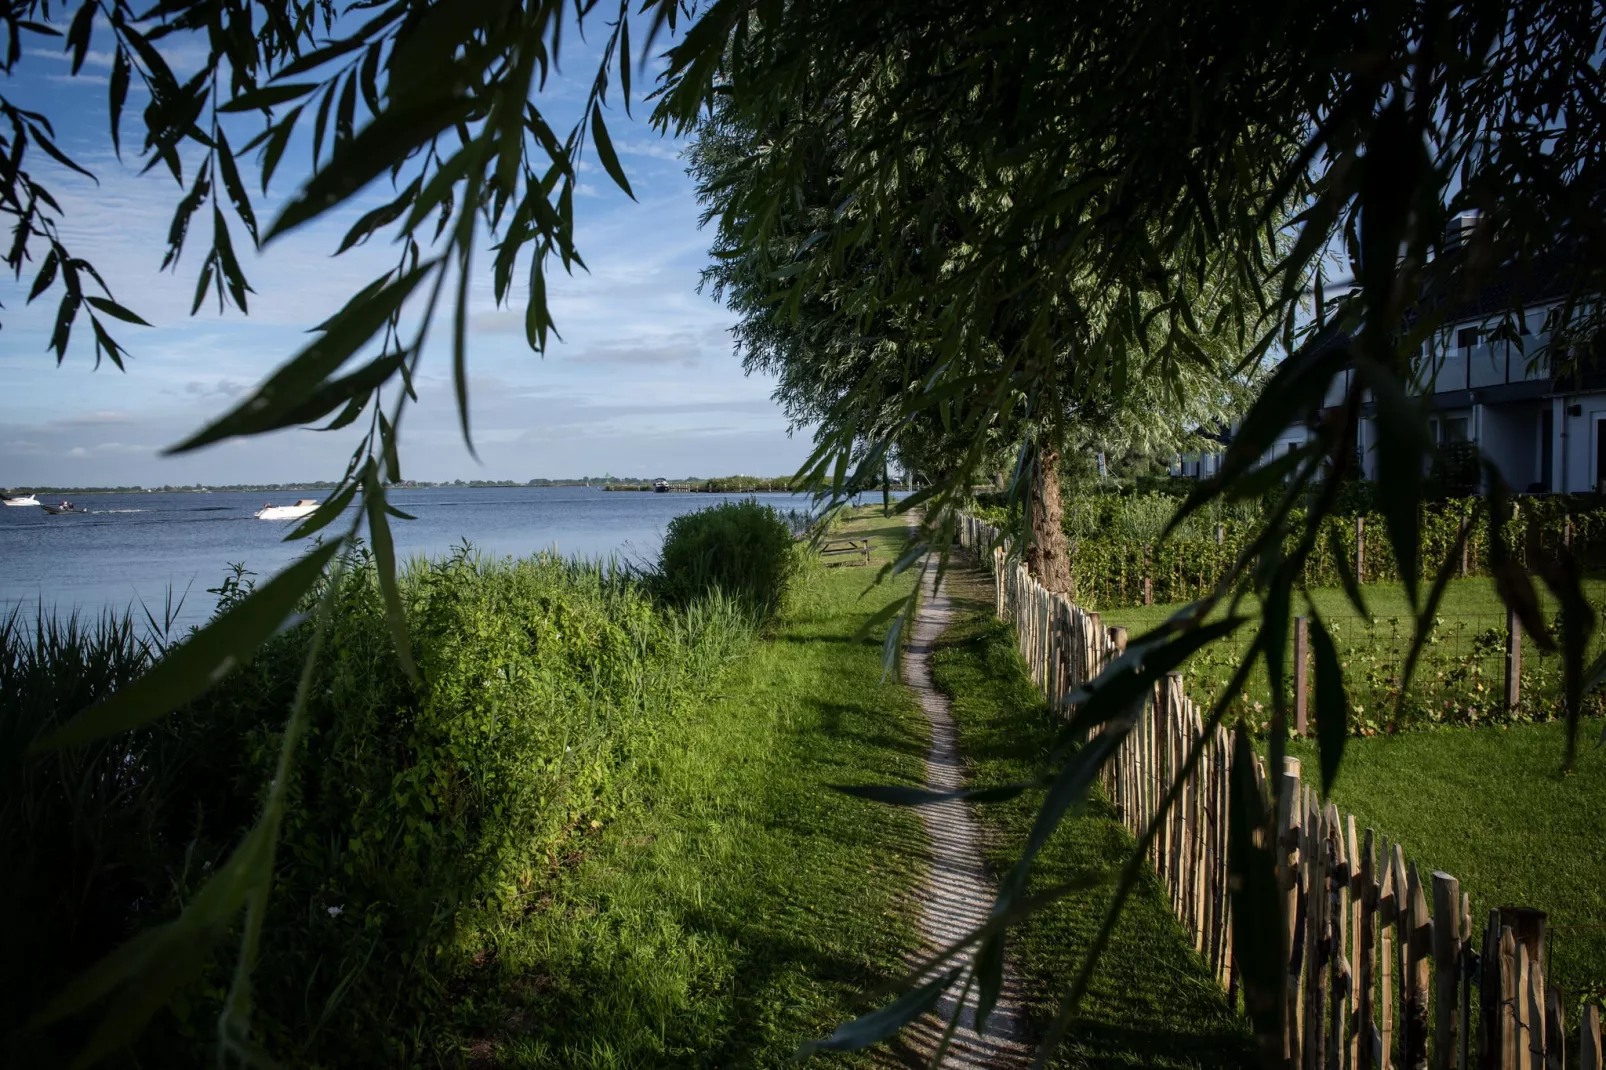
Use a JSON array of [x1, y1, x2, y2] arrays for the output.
[[1174, 609, 1603, 732]]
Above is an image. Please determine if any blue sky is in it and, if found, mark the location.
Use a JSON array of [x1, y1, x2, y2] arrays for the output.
[[0, 18, 811, 487]]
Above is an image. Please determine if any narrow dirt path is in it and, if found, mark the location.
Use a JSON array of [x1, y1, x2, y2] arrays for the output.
[[892, 557, 1033, 1068]]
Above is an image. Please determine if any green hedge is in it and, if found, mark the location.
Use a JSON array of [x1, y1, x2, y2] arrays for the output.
[[974, 493, 1606, 609], [2, 546, 751, 1066]]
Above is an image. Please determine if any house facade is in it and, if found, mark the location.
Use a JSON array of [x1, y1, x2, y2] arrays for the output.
[[1173, 261, 1604, 493]]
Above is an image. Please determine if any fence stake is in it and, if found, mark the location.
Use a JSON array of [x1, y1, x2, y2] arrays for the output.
[[1278, 764, 1304, 1067], [1543, 988, 1563, 1070], [1307, 794, 1331, 1070], [1461, 892, 1474, 1070], [1379, 847, 1398, 1070], [1358, 516, 1367, 582], [1501, 928, 1520, 1070], [1329, 803, 1350, 1070], [1460, 515, 1470, 578], [1480, 910, 1502, 1070], [1144, 544, 1154, 605], [1404, 862, 1431, 1070], [1433, 873, 1462, 1070], [1359, 829, 1379, 1070], [1527, 943, 1547, 1070], [1295, 615, 1311, 736], [1582, 1005, 1601, 1070], [1505, 607, 1522, 712]]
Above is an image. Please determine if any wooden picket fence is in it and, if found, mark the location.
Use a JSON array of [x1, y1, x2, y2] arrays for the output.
[[955, 512, 1603, 1070]]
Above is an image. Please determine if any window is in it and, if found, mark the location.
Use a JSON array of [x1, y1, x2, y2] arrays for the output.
[[1457, 327, 1482, 352], [1434, 416, 1470, 444]]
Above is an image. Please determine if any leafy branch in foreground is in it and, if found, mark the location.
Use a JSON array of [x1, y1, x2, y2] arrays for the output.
[[7, 0, 693, 1059]]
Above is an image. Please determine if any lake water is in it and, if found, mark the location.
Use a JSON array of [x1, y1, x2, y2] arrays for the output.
[[1, 486, 893, 629]]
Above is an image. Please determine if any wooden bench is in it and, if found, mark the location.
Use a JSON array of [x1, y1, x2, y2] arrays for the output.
[[817, 537, 871, 566]]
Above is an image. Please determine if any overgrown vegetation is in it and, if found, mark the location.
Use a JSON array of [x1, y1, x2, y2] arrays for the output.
[[2, 514, 941, 1066], [2, 545, 755, 1065], [926, 569, 1254, 1068]]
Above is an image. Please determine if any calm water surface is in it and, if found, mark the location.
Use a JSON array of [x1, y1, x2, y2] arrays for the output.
[[1, 486, 884, 629]]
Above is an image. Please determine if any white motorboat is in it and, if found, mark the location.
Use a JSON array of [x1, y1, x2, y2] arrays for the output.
[[2, 493, 39, 506], [255, 499, 321, 521]]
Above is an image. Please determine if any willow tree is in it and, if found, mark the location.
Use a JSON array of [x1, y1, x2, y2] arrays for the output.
[[688, 85, 1274, 592]]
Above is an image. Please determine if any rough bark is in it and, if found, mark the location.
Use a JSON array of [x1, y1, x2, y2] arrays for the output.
[[1025, 441, 1074, 595]]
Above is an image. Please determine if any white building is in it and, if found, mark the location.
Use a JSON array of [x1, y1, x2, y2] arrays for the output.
[[1175, 248, 1601, 493]]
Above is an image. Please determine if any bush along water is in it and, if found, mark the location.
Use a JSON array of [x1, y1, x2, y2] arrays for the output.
[[1, 541, 753, 1067], [656, 497, 804, 621]]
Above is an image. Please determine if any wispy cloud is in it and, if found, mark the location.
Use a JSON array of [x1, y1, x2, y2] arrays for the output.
[[0, 44, 807, 486]]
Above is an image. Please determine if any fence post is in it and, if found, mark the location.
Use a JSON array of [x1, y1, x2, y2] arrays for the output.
[[1405, 862, 1432, 1069], [1544, 989, 1564, 1070], [1110, 625, 1128, 657], [1582, 1005, 1602, 1070], [1505, 607, 1522, 713], [860, 538, 870, 565], [1433, 873, 1462, 1070], [1460, 515, 1470, 578], [1217, 522, 1226, 547], [1294, 616, 1310, 736], [1480, 909, 1502, 1070], [1358, 829, 1379, 1070], [1276, 762, 1303, 1068], [1358, 515, 1367, 581], [1144, 544, 1154, 606]]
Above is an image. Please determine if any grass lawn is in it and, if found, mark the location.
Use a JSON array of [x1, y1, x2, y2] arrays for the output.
[[930, 563, 1254, 1068], [1283, 720, 1606, 1008], [451, 514, 932, 1067]]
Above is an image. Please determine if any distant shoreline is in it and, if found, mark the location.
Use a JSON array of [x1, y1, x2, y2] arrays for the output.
[[2, 479, 820, 496]]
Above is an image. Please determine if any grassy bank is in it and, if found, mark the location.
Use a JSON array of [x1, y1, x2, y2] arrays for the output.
[[1283, 721, 1606, 1008], [3, 514, 935, 1067], [453, 516, 931, 1066], [929, 565, 1253, 1068]]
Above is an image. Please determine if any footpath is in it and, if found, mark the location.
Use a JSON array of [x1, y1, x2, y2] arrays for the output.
[[895, 555, 1032, 1066]]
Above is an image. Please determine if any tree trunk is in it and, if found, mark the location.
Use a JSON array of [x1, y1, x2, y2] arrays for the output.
[[1026, 440, 1074, 596]]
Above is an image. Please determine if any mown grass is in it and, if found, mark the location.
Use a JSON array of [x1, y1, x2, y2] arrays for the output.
[[1282, 720, 1606, 1009], [929, 565, 1253, 1068], [454, 514, 933, 1067]]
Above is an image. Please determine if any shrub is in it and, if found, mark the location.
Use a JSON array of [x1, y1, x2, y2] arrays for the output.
[[656, 499, 802, 620]]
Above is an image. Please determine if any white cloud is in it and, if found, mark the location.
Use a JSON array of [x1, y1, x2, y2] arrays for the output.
[[0, 51, 804, 488]]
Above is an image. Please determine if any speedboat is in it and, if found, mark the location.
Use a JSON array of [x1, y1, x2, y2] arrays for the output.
[[41, 500, 82, 514], [2, 493, 38, 506], [255, 499, 321, 521]]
